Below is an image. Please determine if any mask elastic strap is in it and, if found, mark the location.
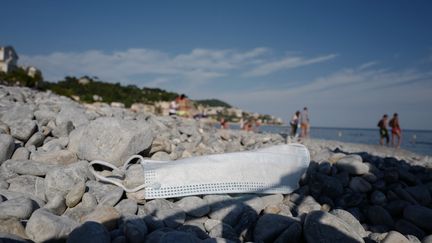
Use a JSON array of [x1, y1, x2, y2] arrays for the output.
[[88, 155, 149, 193]]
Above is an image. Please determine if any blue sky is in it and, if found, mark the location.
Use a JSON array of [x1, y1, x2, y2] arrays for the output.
[[2, 1, 432, 129]]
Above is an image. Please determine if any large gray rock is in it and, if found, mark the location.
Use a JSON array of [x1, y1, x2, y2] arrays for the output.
[[63, 205, 94, 222], [316, 174, 344, 198], [52, 120, 74, 138], [25, 131, 45, 148], [11, 147, 30, 160], [370, 190, 387, 205], [330, 209, 367, 237], [395, 219, 426, 239], [0, 134, 14, 164], [81, 192, 98, 208], [0, 197, 37, 220], [26, 208, 78, 242], [1, 159, 57, 176], [124, 164, 145, 189], [0, 218, 28, 239], [207, 197, 245, 227], [336, 155, 369, 175], [175, 196, 210, 217], [10, 119, 37, 142], [0, 189, 45, 208], [253, 214, 297, 242], [56, 104, 89, 128], [304, 210, 364, 243], [403, 205, 432, 231], [367, 205, 394, 227], [0, 105, 34, 125], [381, 230, 410, 243], [67, 221, 110, 243], [274, 221, 302, 243], [44, 161, 89, 199], [30, 149, 78, 165], [65, 181, 86, 208], [114, 198, 138, 215], [144, 199, 186, 228], [122, 215, 148, 243], [234, 194, 265, 214], [44, 194, 67, 215], [292, 195, 321, 216], [86, 180, 124, 206], [80, 206, 121, 230], [405, 185, 432, 206], [7, 175, 45, 200], [68, 117, 154, 166], [34, 109, 57, 126], [349, 176, 372, 193], [208, 222, 238, 241], [41, 137, 69, 152]]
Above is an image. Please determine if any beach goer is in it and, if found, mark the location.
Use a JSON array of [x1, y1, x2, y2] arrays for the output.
[[290, 111, 300, 137], [300, 107, 310, 138], [389, 113, 401, 148], [220, 118, 229, 129], [239, 118, 244, 130], [169, 96, 179, 116], [177, 94, 190, 118], [243, 120, 253, 132], [377, 114, 389, 145]]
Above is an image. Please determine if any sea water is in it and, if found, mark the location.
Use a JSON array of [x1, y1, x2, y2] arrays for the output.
[[257, 126, 432, 156]]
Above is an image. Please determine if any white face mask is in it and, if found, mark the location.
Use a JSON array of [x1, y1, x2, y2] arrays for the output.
[[89, 144, 310, 199]]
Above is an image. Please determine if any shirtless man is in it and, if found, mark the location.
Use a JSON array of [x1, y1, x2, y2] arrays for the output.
[[377, 114, 389, 145]]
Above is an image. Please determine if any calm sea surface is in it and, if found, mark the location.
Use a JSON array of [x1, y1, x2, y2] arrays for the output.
[[229, 124, 432, 156]]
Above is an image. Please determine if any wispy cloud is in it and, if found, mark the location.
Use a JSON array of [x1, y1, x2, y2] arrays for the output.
[[20, 47, 273, 83], [20, 47, 336, 86], [244, 53, 337, 77]]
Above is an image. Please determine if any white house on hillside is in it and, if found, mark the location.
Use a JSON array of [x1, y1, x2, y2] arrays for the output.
[[0, 46, 19, 73]]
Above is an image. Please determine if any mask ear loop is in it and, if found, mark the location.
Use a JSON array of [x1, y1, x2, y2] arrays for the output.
[[88, 155, 149, 193]]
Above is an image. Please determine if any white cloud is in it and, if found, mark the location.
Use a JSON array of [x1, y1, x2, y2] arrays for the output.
[[244, 53, 337, 77], [20, 47, 335, 86], [20, 47, 274, 83]]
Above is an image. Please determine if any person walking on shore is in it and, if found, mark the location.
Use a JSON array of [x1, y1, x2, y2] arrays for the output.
[[377, 114, 389, 145], [300, 107, 310, 138], [389, 113, 402, 148], [290, 111, 300, 137]]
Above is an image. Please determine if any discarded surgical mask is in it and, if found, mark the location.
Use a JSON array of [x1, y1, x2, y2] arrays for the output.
[[89, 144, 310, 199]]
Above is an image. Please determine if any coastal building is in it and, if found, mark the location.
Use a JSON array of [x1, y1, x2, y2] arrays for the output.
[[26, 66, 42, 78], [78, 77, 91, 85], [0, 46, 19, 73]]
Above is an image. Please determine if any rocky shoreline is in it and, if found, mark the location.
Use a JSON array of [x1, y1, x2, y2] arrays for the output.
[[0, 85, 432, 243]]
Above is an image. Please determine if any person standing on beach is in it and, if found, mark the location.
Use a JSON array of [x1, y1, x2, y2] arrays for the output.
[[220, 118, 229, 129], [169, 96, 179, 116], [290, 111, 300, 137], [177, 94, 190, 118], [389, 113, 402, 148], [300, 107, 310, 138], [377, 114, 389, 145]]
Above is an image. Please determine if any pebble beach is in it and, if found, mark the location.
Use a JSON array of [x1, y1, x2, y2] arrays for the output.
[[1, 85, 432, 243]]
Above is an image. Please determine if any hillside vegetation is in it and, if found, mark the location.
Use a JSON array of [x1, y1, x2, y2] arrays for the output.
[[0, 72, 231, 108]]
